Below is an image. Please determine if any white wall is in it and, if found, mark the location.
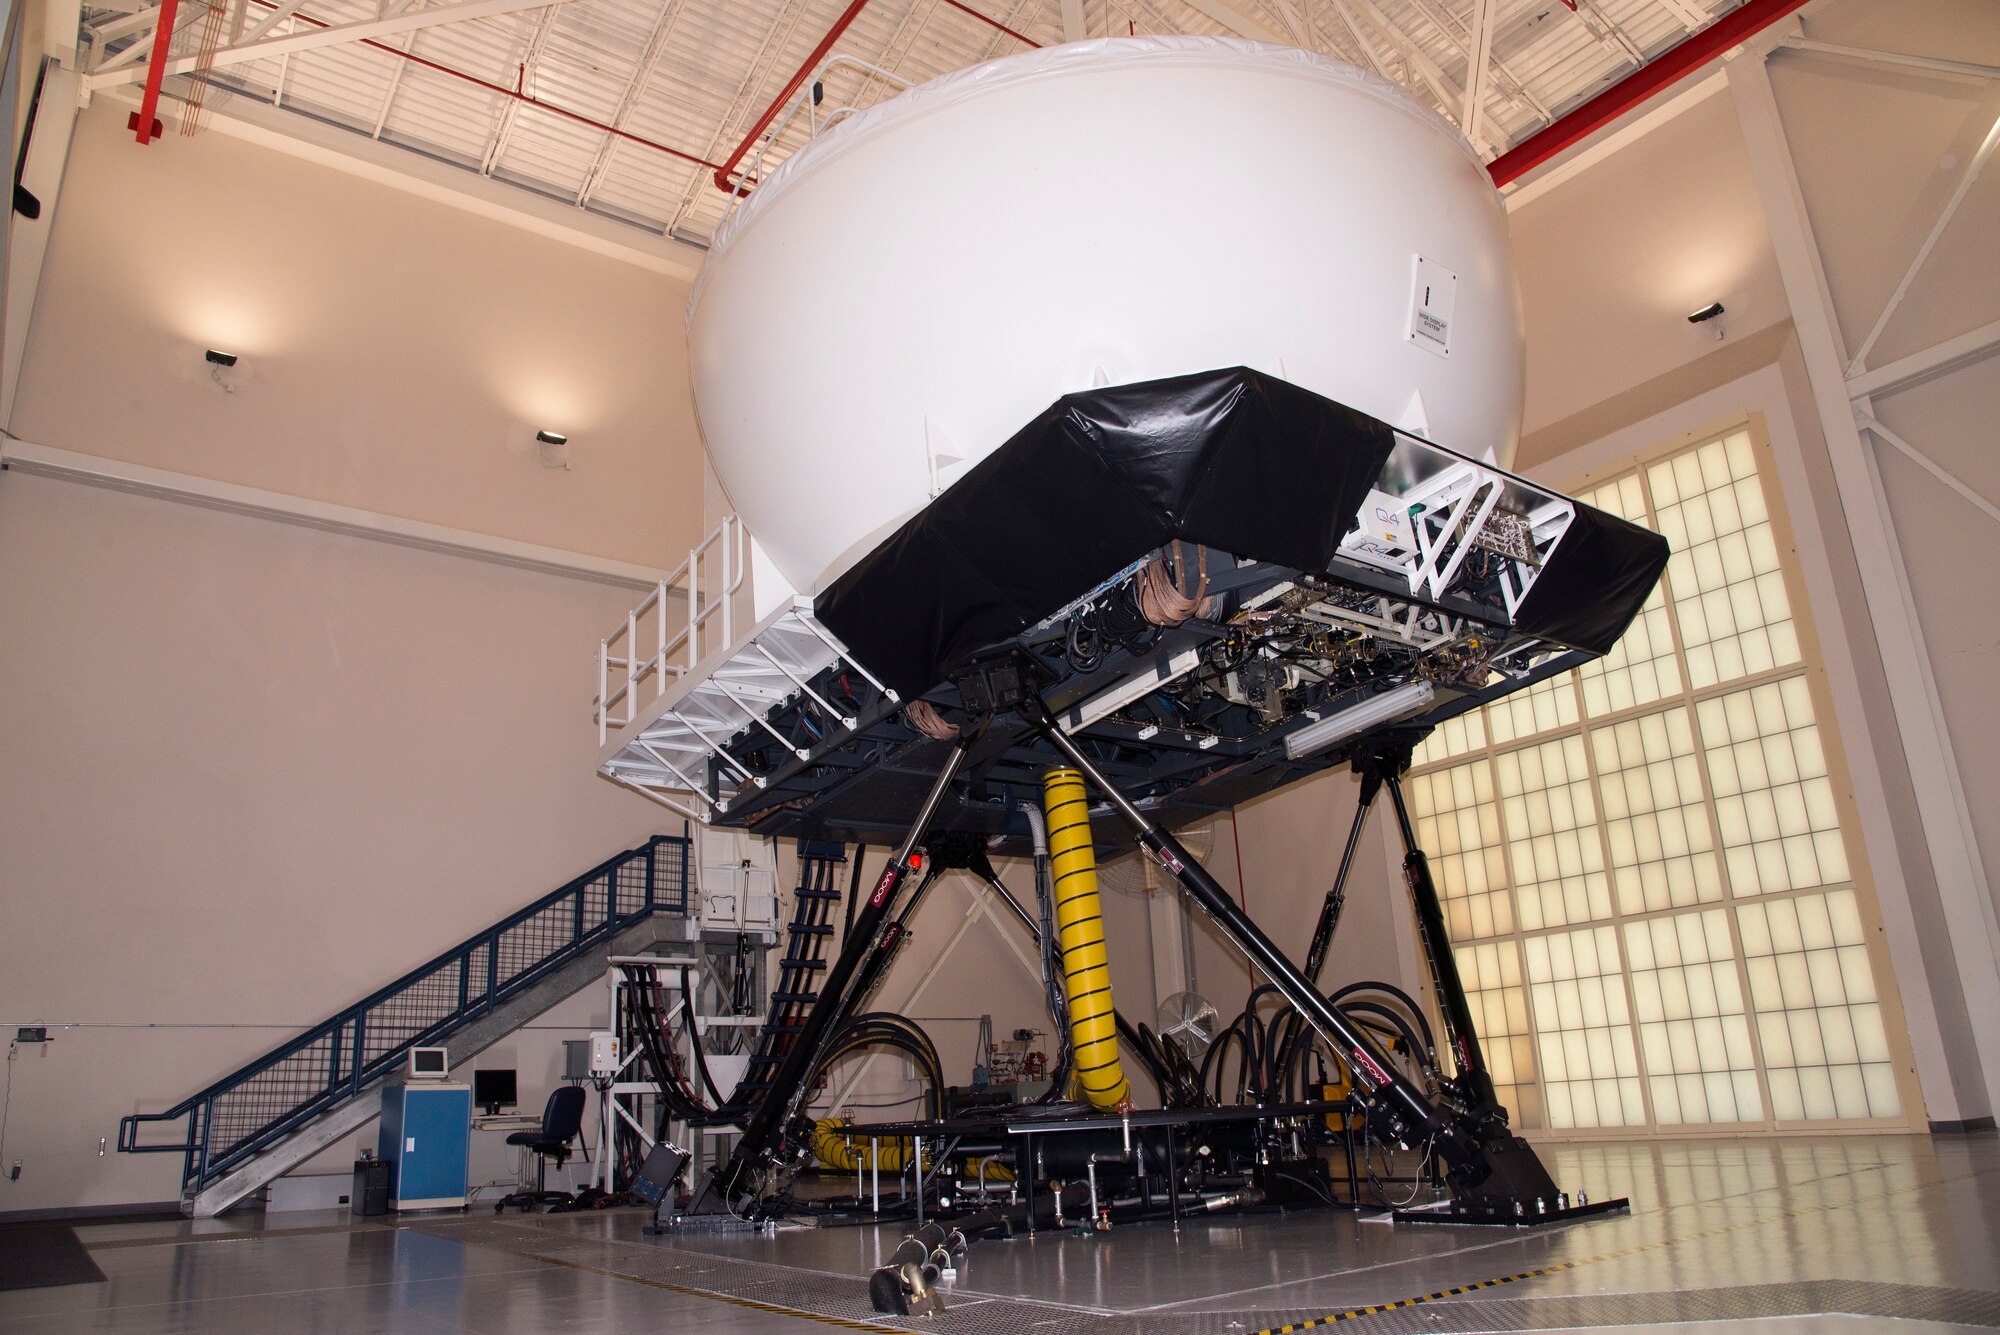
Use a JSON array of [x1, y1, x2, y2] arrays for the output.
[[0, 91, 706, 1214], [0, 473, 666, 1211], [8, 100, 703, 570]]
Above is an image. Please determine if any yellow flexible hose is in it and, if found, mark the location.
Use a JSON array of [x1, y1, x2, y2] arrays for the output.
[[810, 1118, 1013, 1181], [1042, 768, 1134, 1111], [812, 1117, 910, 1172]]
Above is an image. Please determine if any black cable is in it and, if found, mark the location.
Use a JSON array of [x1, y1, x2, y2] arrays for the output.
[[1329, 980, 1436, 1055], [1273, 1168, 1340, 1207], [681, 965, 725, 1108], [1337, 999, 1431, 1076]]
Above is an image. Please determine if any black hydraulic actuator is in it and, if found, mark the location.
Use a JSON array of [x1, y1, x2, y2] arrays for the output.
[[1371, 752, 1499, 1116], [1304, 770, 1378, 987], [1025, 698, 1595, 1212], [715, 736, 972, 1201], [1022, 699, 1435, 1146]]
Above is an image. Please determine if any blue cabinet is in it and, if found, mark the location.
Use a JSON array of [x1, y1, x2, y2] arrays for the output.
[[379, 1083, 471, 1210]]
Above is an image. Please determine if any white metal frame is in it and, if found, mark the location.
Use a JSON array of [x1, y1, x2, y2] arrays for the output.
[[597, 522, 896, 823], [1337, 436, 1577, 616], [595, 514, 746, 743], [82, 0, 596, 91], [1728, 35, 2000, 1120]]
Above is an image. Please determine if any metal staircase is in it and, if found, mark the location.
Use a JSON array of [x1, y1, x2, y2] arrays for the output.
[[119, 834, 692, 1217]]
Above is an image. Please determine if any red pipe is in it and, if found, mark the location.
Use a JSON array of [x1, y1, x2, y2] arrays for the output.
[[1487, 0, 1813, 187], [242, 0, 725, 172], [940, 0, 1041, 50], [712, 0, 874, 196], [711, 0, 1041, 196], [132, 0, 181, 143]]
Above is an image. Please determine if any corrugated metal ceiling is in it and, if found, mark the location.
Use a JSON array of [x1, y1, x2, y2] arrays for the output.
[[78, 0, 1745, 245]]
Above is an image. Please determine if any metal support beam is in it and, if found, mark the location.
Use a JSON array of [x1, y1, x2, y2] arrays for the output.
[[1854, 412, 2000, 529], [1058, 0, 1083, 42], [1845, 318, 2000, 401], [86, 0, 587, 90], [1729, 51, 2000, 1119], [1846, 109, 2000, 374], [1780, 35, 2000, 84], [1489, 0, 1814, 186], [1179, 0, 1286, 44], [1461, 0, 1496, 152]]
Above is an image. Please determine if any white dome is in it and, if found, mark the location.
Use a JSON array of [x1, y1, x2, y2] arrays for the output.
[[689, 37, 1524, 597]]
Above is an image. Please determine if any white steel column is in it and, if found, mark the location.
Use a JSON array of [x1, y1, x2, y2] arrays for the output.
[[1728, 49, 2000, 1121]]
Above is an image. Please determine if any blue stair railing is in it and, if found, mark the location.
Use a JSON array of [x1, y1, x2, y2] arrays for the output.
[[118, 833, 690, 1194]]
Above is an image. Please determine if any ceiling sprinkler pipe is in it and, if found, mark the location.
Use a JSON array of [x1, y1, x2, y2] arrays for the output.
[[712, 0, 1040, 196]]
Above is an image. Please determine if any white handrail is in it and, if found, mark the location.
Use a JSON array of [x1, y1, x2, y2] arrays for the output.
[[596, 515, 747, 745], [721, 56, 914, 228]]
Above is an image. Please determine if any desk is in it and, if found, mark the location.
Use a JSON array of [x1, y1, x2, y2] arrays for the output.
[[473, 1113, 546, 1192]]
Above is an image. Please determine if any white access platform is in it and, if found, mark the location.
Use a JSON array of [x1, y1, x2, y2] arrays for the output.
[[595, 521, 894, 824]]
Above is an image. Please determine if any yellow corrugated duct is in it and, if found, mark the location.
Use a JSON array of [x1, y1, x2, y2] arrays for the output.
[[812, 1118, 910, 1172], [1042, 767, 1134, 1111], [811, 1118, 1014, 1181]]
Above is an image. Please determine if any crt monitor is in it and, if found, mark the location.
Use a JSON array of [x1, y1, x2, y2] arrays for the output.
[[473, 1068, 518, 1116]]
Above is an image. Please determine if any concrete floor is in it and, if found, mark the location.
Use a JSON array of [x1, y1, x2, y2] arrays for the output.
[[3, 1132, 1996, 1333]]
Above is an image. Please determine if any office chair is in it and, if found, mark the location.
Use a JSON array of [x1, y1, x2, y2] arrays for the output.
[[495, 1085, 588, 1212]]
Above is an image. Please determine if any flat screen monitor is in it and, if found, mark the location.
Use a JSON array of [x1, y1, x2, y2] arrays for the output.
[[473, 1068, 518, 1116]]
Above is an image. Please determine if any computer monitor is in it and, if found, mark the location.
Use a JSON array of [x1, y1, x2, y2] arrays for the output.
[[408, 1046, 448, 1080], [473, 1068, 518, 1116]]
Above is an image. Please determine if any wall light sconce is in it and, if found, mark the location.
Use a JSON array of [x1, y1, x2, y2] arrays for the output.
[[535, 429, 572, 470], [204, 348, 241, 393], [1687, 301, 1726, 341]]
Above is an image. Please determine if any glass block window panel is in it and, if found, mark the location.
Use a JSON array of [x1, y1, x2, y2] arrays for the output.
[[1625, 910, 1762, 1125], [1408, 760, 1512, 940], [1737, 890, 1900, 1120], [1592, 707, 1724, 915], [1496, 736, 1611, 930], [1696, 679, 1848, 897], [1525, 926, 1645, 1129], [1400, 421, 1913, 1134], [1487, 671, 1579, 746], [1647, 432, 1801, 689], [1578, 475, 1684, 718], [1412, 710, 1486, 769], [1455, 940, 1541, 1129]]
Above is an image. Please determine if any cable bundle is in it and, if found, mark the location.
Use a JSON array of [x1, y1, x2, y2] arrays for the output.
[[1137, 541, 1216, 627], [904, 699, 960, 739]]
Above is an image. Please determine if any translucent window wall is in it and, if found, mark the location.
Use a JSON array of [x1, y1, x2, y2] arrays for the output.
[[1405, 422, 1913, 1132]]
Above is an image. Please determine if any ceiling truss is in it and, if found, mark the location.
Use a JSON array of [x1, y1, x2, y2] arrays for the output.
[[68, 0, 1745, 241]]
